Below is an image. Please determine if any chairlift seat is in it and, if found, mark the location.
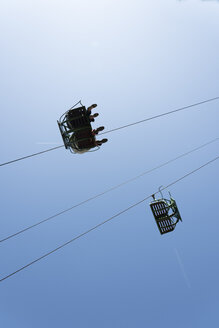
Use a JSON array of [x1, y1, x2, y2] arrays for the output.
[[150, 197, 181, 235], [57, 105, 95, 151]]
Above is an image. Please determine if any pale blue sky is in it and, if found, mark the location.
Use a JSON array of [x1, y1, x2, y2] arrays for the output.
[[0, 1, 219, 327]]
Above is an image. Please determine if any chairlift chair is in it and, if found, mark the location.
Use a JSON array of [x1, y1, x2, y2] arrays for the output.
[[57, 101, 99, 153], [150, 189, 182, 235]]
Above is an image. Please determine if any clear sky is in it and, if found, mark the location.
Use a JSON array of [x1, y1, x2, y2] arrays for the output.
[[0, 1, 219, 327]]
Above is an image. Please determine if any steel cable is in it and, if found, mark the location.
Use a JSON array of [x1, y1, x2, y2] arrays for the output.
[[0, 155, 218, 282], [0, 146, 64, 167], [0, 137, 218, 243], [1, 96, 218, 166]]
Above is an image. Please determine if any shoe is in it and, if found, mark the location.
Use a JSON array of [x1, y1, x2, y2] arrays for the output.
[[96, 126, 104, 132]]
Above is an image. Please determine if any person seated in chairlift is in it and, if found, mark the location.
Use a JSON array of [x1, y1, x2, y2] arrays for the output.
[[70, 127, 108, 153]]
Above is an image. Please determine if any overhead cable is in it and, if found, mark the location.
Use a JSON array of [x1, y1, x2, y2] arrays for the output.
[[1, 137, 218, 243], [1, 96, 218, 167], [1, 155, 218, 282], [100, 96, 219, 135], [0, 146, 63, 167]]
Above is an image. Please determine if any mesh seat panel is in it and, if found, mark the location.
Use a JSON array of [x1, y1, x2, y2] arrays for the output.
[[150, 201, 169, 219], [156, 217, 175, 235]]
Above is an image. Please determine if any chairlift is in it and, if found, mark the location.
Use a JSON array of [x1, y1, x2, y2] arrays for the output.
[[57, 101, 100, 153], [150, 188, 182, 235]]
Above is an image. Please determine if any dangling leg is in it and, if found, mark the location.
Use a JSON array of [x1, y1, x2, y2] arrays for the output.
[[87, 104, 97, 115], [90, 113, 99, 120], [96, 138, 108, 145], [92, 126, 105, 135]]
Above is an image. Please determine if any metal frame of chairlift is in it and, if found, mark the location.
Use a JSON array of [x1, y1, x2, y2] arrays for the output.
[[57, 101, 99, 153], [150, 188, 182, 235]]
